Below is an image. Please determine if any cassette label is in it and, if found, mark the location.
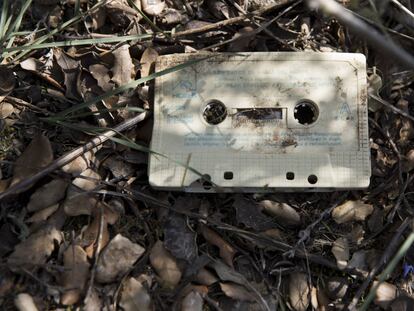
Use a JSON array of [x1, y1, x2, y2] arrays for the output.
[[149, 52, 370, 191]]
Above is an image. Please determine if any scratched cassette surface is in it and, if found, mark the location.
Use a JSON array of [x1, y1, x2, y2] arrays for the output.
[[149, 52, 370, 192]]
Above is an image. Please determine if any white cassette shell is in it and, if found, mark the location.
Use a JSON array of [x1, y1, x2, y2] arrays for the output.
[[149, 52, 370, 192]]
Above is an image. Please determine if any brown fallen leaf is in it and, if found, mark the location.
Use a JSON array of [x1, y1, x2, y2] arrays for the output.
[[391, 295, 414, 311], [89, 64, 114, 92], [120, 277, 152, 311], [61, 245, 90, 305], [63, 186, 98, 216], [0, 102, 15, 118], [402, 149, 414, 172], [27, 203, 59, 223], [27, 179, 68, 212], [19, 58, 63, 91], [111, 44, 133, 86], [14, 293, 39, 311], [54, 49, 82, 100], [96, 234, 145, 283], [10, 134, 53, 188], [373, 281, 398, 309], [259, 200, 301, 227], [0, 65, 15, 97], [220, 282, 256, 302], [331, 237, 349, 270], [195, 268, 218, 286], [61, 149, 97, 176], [149, 240, 182, 289], [72, 168, 101, 191], [82, 214, 109, 258], [141, 0, 165, 16], [326, 277, 348, 300], [332, 200, 374, 224], [8, 225, 62, 269], [228, 26, 255, 52], [105, 0, 140, 28], [316, 286, 330, 311], [181, 290, 203, 311], [289, 272, 310, 311], [200, 224, 236, 267], [140, 47, 159, 78]]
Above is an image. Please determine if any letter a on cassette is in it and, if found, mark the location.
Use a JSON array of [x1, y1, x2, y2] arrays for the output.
[[149, 52, 370, 192]]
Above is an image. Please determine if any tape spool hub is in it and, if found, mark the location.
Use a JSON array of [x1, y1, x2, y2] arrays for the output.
[[294, 100, 319, 125]]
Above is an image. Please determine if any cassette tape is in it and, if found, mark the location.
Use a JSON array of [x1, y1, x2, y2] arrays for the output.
[[149, 52, 370, 192]]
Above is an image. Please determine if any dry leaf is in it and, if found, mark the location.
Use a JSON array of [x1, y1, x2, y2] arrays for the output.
[[316, 286, 330, 311], [111, 44, 133, 86], [14, 293, 39, 311], [102, 156, 134, 178], [96, 234, 145, 283], [149, 240, 182, 289], [63, 186, 97, 216], [27, 179, 68, 212], [402, 149, 414, 172], [391, 295, 414, 311], [228, 26, 255, 52], [61, 150, 97, 176], [61, 245, 90, 305], [83, 287, 103, 311], [259, 200, 301, 227], [120, 277, 152, 311], [8, 225, 62, 269], [55, 49, 82, 100], [89, 64, 114, 92], [181, 290, 203, 311], [82, 214, 110, 258], [0, 102, 15, 118], [373, 281, 397, 309], [347, 250, 368, 273], [103, 199, 124, 224], [200, 224, 236, 267], [140, 47, 159, 78], [195, 268, 218, 286], [141, 0, 165, 16], [27, 204, 59, 223], [72, 168, 101, 191], [289, 272, 310, 311], [220, 282, 256, 302], [332, 237, 349, 269], [332, 200, 374, 224], [11, 135, 53, 188], [0, 66, 15, 96], [105, 0, 140, 28], [326, 277, 348, 300]]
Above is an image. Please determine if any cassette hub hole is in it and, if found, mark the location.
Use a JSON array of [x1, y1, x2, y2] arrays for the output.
[[203, 100, 227, 125], [294, 100, 318, 125], [308, 174, 318, 184]]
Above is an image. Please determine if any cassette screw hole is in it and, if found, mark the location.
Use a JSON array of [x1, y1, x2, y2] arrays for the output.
[[308, 174, 318, 184], [224, 171, 233, 180], [294, 100, 318, 125], [286, 172, 295, 180], [203, 100, 227, 125]]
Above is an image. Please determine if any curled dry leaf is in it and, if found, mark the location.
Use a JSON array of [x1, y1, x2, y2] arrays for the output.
[[82, 214, 109, 258], [8, 225, 62, 269], [72, 168, 101, 191], [55, 49, 82, 100], [347, 250, 368, 273], [181, 291, 203, 311], [200, 224, 236, 267], [259, 200, 301, 227], [140, 47, 159, 78], [102, 156, 134, 179], [89, 64, 114, 92], [112, 44, 133, 86], [10, 134, 53, 189], [14, 293, 39, 311], [220, 282, 256, 302], [331, 237, 349, 270], [96, 234, 145, 283], [332, 200, 374, 224], [120, 277, 152, 311], [373, 281, 398, 309], [105, 0, 140, 28], [228, 26, 255, 52], [27, 179, 68, 212], [289, 272, 310, 311], [149, 240, 182, 289], [161, 8, 186, 25], [61, 245, 90, 305], [141, 0, 165, 16], [0, 102, 15, 118]]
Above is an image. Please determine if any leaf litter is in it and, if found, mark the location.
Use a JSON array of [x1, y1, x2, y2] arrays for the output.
[[1, 0, 414, 310]]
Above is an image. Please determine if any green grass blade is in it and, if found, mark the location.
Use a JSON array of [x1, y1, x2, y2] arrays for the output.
[[5, 0, 32, 40], [49, 56, 212, 119], [359, 232, 414, 311], [0, 0, 10, 40], [3, 33, 154, 52], [45, 106, 145, 121], [74, 0, 81, 16]]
